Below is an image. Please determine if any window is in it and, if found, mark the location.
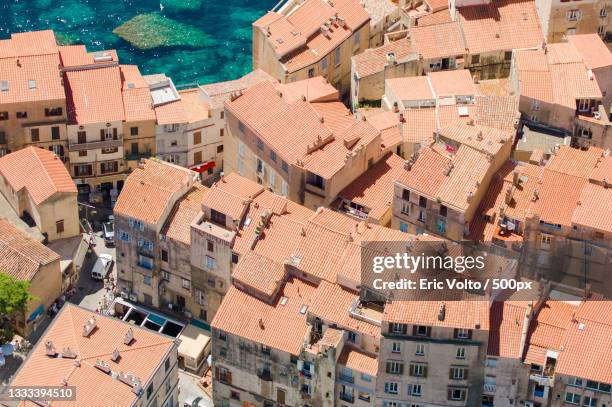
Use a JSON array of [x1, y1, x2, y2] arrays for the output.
[[308, 68, 315, 78], [182, 278, 191, 289], [384, 382, 398, 395], [219, 128, 224, 137], [238, 121, 245, 133], [415, 343, 425, 356], [164, 124, 179, 133], [206, 255, 216, 270], [540, 234, 552, 250], [568, 377, 583, 387], [31, 128, 40, 142], [399, 221, 409, 233], [161, 249, 169, 262], [164, 358, 170, 372], [256, 137, 264, 150], [456, 347, 466, 359], [391, 342, 401, 353], [45, 107, 62, 117], [402, 189, 410, 201], [137, 238, 154, 251], [230, 391, 240, 401], [419, 196, 427, 208], [335, 47, 341, 66], [138, 255, 154, 271], [306, 172, 325, 189], [218, 330, 227, 341], [146, 384, 153, 399], [386, 361, 403, 375], [231, 252, 239, 264], [270, 150, 277, 162], [415, 325, 429, 336], [471, 54, 480, 64], [449, 388, 466, 401], [409, 384, 422, 397], [450, 367, 467, 380], [51, 126, 60, 140], [409, 363, 427, 377], [207, 240, 214, 252], [390, 323, 407, 334], [100, 161, 118, 174], [16, 111, 27, 119], [504, 51, 512, 61], [281, 160, 289, 173], [0, 132, 5, 144], [361, 373, 371, 382], [74, 164, 93, 177], [118, 231, 131, 242], [567, 9, 581, 21], [353, 31, 360, 45], [454, 328, 470, 339], [0, 112, 7, 121], [582, 396, 597, 407], [77, 131, 86, 144], [217, 144, 223, 153], [130, 127, 139, 136], [439, 204, 448, 217], [56, 220, 64, 233], [143, 275, 152, 285], [321, 56, 328, 70], [597, 25, 605, 35], [102, 147, 118, 154], [347, 331, 357, 343], [600, 7, 608, 17], [193, 131, 202, 145], [565, 392, 581, 405], [281, 180, 288, 197], [210, 209, 226, 226], [162, 270, 170, 281], [193, 151, 202, 164]]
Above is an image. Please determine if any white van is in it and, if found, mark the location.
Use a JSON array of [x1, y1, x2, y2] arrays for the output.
[[91, 253, 113, 280]]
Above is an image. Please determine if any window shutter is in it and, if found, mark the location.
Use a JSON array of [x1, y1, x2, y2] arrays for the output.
[[402, 324, 407, 334], [100, 129, 105, 141], [449, 368, 455, 379], [454, 328, 459, 338], [113, 128, 118, 139], [214, 366, 220, 380], [226, 371, 232, 385], [447, 389, 453, 400], [423, 365, 428, 377], [386, 362, 391, 374], [409, 364, 415, 376], [426, 326, 432, 337], [399, 363, 404, 375], [384, 382, 389, 393], [412, 325, 418, 336], [468, 329, 473, 339], [464, 369, 469, 380]]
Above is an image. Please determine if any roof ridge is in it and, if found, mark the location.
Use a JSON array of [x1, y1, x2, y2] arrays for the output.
[[30, 147, 58, 193], [0, 229, 58, 266]]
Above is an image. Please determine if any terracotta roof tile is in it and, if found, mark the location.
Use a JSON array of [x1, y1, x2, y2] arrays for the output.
[[386, 76, 434, 101], [397, 146, 449, 198], [535, 170, 586, 227], [200, 69, 275, 109], [120, 65, 155, 122], [487, 301, 531, 358], [384, 300, 490, 330], [279, 76, 339, 102], [58, 45, 118, 68], [114, 159, 197, 225], [353, 39, 415, 78], [524, 300, 577, 365], [457, 0, 543, 55], [232, 252, 286, 298], [0, 146, 76, 205], [338, 153, 406, 221], [571, 183, 612, 233], [416, 9, 453, 26], [211, 277, 317, 355], [428, 69, 477, 97], [153, 99, 188, 125], [411, 21, 466, 59], [0, 218, 60, 281], [545, 146, 603, 179], [365, 110, 399, 131], [11, 303, 175, 407], [0, 30, 58, 58], [65, 66, 125, 124], [567, 34, 612, 70], [179, 88, 210, 123], [160, 184, 207, 245], [337, 346, 379, 376], [589, 155, 612, 185]]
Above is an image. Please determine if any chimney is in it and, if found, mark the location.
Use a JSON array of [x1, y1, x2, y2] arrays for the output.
[[82, 316, 97, 337], [111, 348, 121, 362], [505, 185, 514, 205], [259, 318, 265, 329], [467, 191, 474, 203], [124, 328, 134, 345], [512, 169, 520, 186], [437, 303, 446, 321], [45, 340, 57, 357], [399, 112, 405, 123]]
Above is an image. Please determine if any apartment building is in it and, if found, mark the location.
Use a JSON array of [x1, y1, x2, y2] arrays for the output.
[[0, 218, 61, 337], [534, 0, 610, 42], [120, 64, 157, 172], [210, 175, 430, 407], [510, 34, 612, 150], [392, 120, 516, 240], [351, 0, 544, 109], [0, 146, 79, 241], [377, 301, 490, 407], [224, 76, 393, 211], [469, 145, 612, 297], [252, 0, 371, 97], [10, 303, 179, 407], [0, 30, 68, 160], [114, 159, 200, 307]]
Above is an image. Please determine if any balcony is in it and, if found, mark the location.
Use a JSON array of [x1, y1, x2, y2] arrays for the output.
[[125, 150, 152, 161], [69, 138, 122, 152], [338, 373, 354, 384], [339, 392, 354, 403]]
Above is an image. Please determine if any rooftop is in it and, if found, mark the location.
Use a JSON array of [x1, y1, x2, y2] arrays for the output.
[[0, 218, 60, 281], [10, 303, 176, 407], [0, 146, 76, 205], [384, 300, 490, 330]]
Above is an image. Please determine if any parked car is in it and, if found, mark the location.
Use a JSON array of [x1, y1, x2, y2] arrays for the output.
[[91, 253, 113, 280], [103, 221, 114, 247], [183, 397, 205, 407]]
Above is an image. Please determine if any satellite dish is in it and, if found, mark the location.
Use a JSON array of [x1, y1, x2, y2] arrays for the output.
[[1, 343, 14, 356]]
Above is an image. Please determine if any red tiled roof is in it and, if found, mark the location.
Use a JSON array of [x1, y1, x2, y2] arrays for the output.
[[160, 184, 207, 245], [120, 65, 155, 123], [524, 300, 577, 365], [384, 300, 490, 330], [571, 183, 612, 233], [232, 252, 286, 298], [337, 346, 379, 376], [65, 66, 125, 124], [567, 34, 612, 70], [11, 303, 175, 407], [457, 0, 543, 55], [487, 301, 531, 358], [211, 277, 317, 355], [411, 21, 466, 59], [0, 146, 76, 205]]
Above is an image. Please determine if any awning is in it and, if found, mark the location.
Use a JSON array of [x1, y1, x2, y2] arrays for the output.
[[178, 324, 211, 361], [27, 304, 44, 322], [191, 161, 216, 173]]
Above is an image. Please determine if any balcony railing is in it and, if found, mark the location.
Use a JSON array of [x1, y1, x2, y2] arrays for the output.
[[69, 138, 122, 152]]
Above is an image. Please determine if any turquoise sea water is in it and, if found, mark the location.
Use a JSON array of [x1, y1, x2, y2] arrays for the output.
[[0, 0, 275, 86]]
